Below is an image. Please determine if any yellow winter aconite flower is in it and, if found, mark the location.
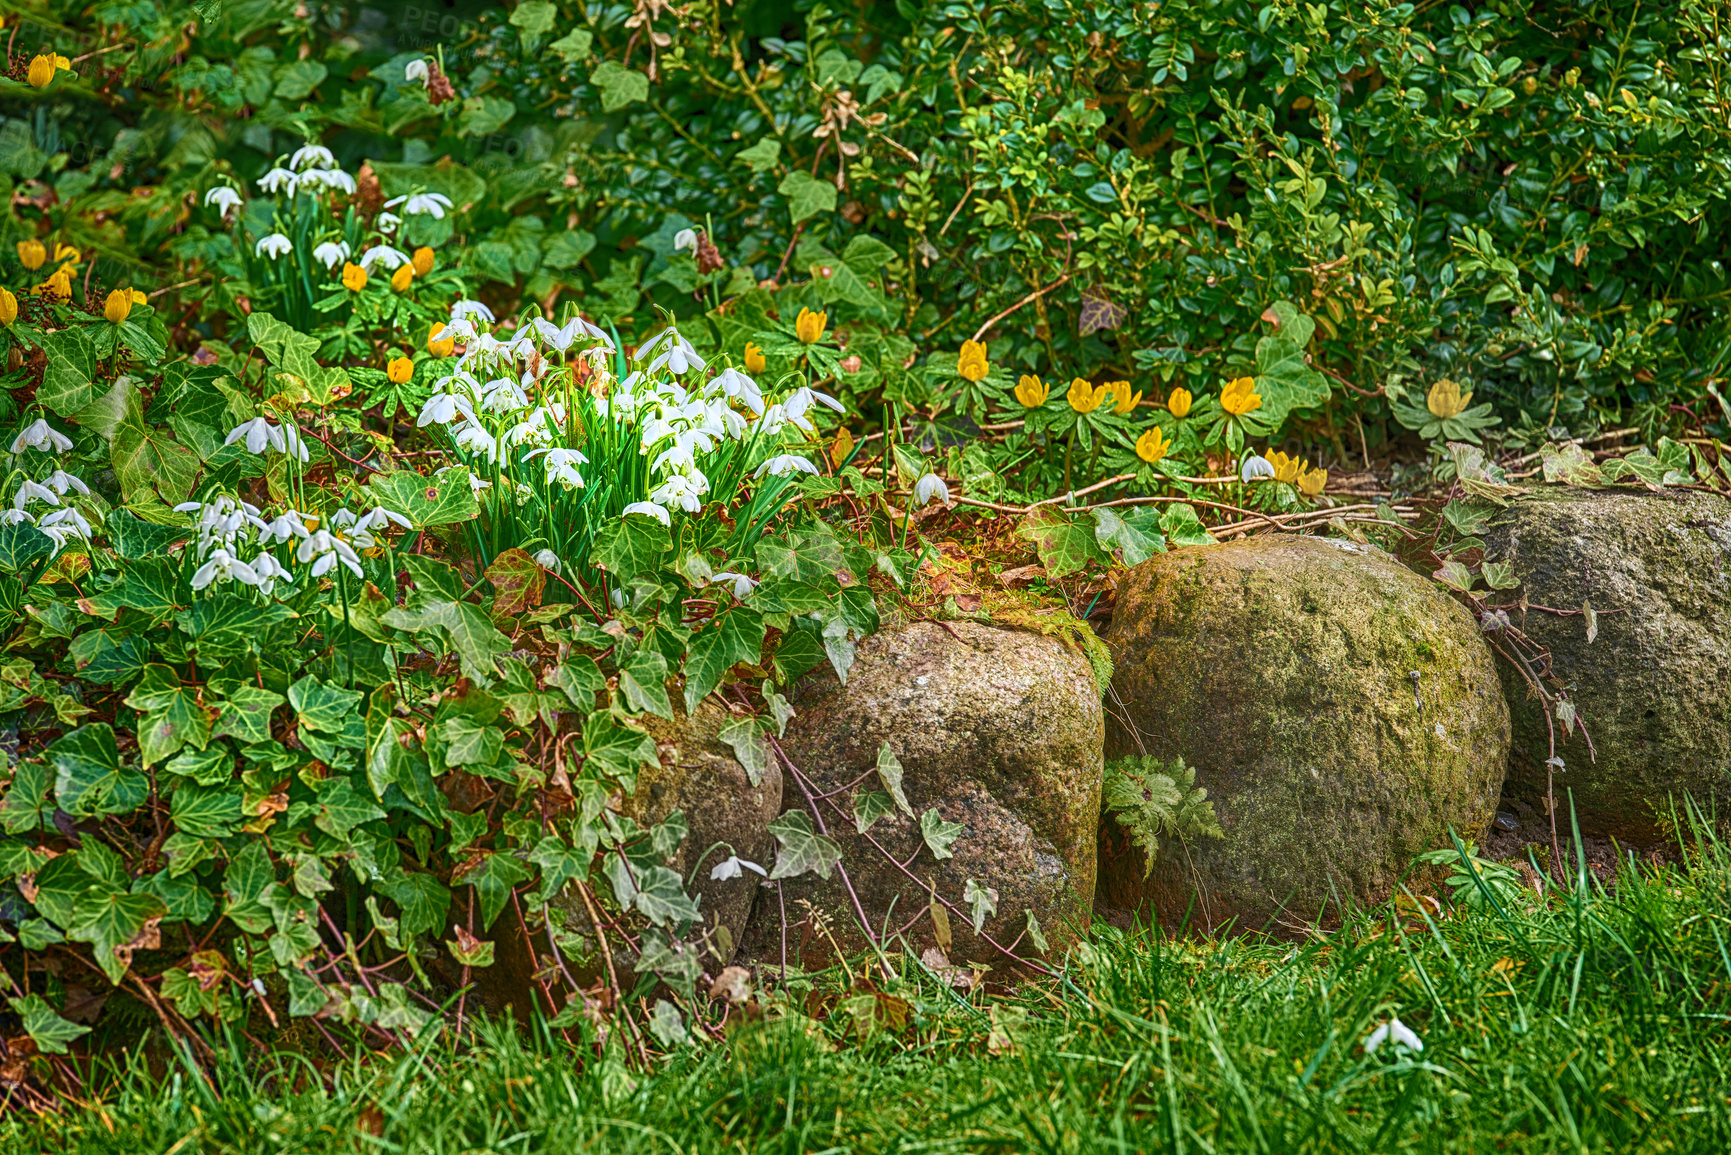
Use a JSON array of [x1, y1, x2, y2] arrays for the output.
[[1426, 379, 1472, 419], [27, 55, 56, 88], [412, 247, 434, 276], [104, 289, 132, 323], [1108, 381, 1142, 415], [1220, 376, 1262, 416], [1135, 427, 1171, 464], [427, 322, 455, 357], [1167, 387, 1193, 418], [128, 288, 147, 305], [743, 342, 766, 373], [0, 288, 16, 325], [795, 307, 828, 344], [35, 270, 71, 300], [1067, 377, 1111, 414], [341, 262, 367, 292], [16, 240, 45, 271], [387, 357, 414, 384], [53, 243, 80, 269], [957, 339, 989, 383], [1297, 465, 1329, 497], [390, 263, 414, 292], [1014, 374, 1049, 408], [1265, 449, 1304, 484]]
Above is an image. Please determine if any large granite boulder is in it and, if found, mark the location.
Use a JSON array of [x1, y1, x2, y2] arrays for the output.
[[1101, 535, 1509, 933], [1482, 485, 1731, 841], [739, 620, 1103, 970]]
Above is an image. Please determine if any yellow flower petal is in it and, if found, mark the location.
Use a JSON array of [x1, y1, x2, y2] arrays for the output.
[[1221, 376, 1262, 416], [1014, 374, 1049, 408], [744, 342, 766, 373], [1135, 427, 1171, 464], [795, 307, 828, 344], [341, 262, 367, 292], [387, 356, 414, 384], [1166, 387, 1193, 418], [103, 289, 131, 324], [1108, 382, 1142, 416], [1067, 377, 1109, 414], [957, 339, 989, 383], [427, 322, 455, 357], [16, 240, 45, 271], [1426, 379, 1472, 419]]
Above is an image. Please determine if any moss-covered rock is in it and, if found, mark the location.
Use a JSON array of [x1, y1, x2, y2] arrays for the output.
[[1101, 535, 1508, 933], [1482, 485, 1731, 841], [739, 620, 1103, 969]]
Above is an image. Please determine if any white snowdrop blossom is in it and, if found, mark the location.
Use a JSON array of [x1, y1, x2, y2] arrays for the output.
[[298, 169, 357, 196], [376, 212, 402, 236], [1363, 1017, 1423, 1055], [913, 472, 951, 507], [1240, 455, 1277, 483], [38, 507, 93, 555], [643, 328, 706, 376], [255, 233, 293, 259], [526, 447, 588, 489], [405, 58, 430, 85], [251, 552, 294, 596], [622, 502, 671, 526], [191, 548, 261, 591], [355, 506, 412, 533], [648, 472, 708, 512], [289, 144, 336, 171], [0, 509, 33, 527], [386, 192, 454, 218], [312, 240, 351, 270], [260, 511, 312, 546], [532, 549, 562, 575], [203, 187, 242, 216], [708, 571, 758, 599], [44, 470, 89, 497], [417, 392, 474, 428], [12, 419, 74, 455], [257, 168, 298, 196], [452, 421, 499, 462], [297, 530, 363, 579], [225, 417, 309, 462], [713, 367, 763, 414], [12, 480, 59, 510], [450, 299, 495, 326], [753, 454, 819, 479], [709, 856, 767, 881], [672, 228, 698, 253], [359, 244, 411, 271]]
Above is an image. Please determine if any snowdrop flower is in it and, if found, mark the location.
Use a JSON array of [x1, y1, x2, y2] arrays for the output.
[[754, 454, 819, 479], [39, 506, 92, 541], [297, 530, 364, 579], [289, 144, 336, 171], [359, 244, 410, 271], [11, 419, 74, 455], [450, 299, 495, 326], [708, 571, 758, 599], [1363, 1017, 1423, 1055], [417, 392, 474, 428], [257, 168, 298, 195], [452, 421, 499, 462], [386, 192, 454, 218], [356, 506, 412, 533], [529, 316, 590, 353], [376, 212, 402, 236], [712, 367, 763, 414], [312, 240, 351, 270], [648, 472, 708, 513], [532, 549, 561, 575], [709, 856, 767, 881], [1240, 454, 1277, 483], [251, 552, 293, 596], [255, 233, 293, 259], [299, 169, 357, 195], [479, 379, 529, 414], [672, 228, 698, 253], [0, 509, 34, 526], [622, 501, 671, 526], [786, 386, 844, 424], [652, 442, 697, 474], [526, 447, 588, 489], [43, 470, 89, 497], [405, 58, 430, 85], [913, 473, 951, 507], [191, 547, 261, 590], [203, 187, 242, 217], [643, 328, 706, 375], [13, 479, 59, 509], [226, 417, 302, 459], [259, 511, 312, 545]]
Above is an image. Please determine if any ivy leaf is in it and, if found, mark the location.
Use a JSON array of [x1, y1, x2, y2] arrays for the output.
[[681, 608, 765, 713], [104, 509, 189, 560], [211, 684, 284, 746], [366, 468, 480, 528], [112, 416, 198, 506], [441, 716, 504, 768], [1016, 507, 1105, 579], [549, 28, 593, 63], [547, 657, 605, 710], [68, 889, 167, 983], [169, 782, 242, 838], [124, 665, 211, 767], [176, 596, 295, 663], [38, 326, 98, 415], [381, 598, 511, 686], [1159, 503, 1216, 548], [375, 871, 451, 938], [852, 789, 896, 834], [778, 171, 837, 224], [1093, 507, 1167, 566], [632, 864, 702, 927], [581, 711, 657, 781], [288, 675, 363, 734], [0, 761, 52, 833], [875, 743, 914, 817], [964, 878, 999, 933], [736, 137, 781, 172], [767, 811, 842, 880], [446, 927, 496, 968], [590, 60, 649, 111], [48, 723, 147, 817], [592, 513, 670, 582], [1077, 290, 1127, 336], [527, 834, 589, 902], [919, 808, 964, 860], [222, 841, 278, 934], [1250, 335, 1331, 430], [485, 547, 545, 616], [717, 717, 768, 788], [454, 852, 533, 931], [1024, 908, 1049, 954], [8, 995, 92, 1055], [0, 522, 54, 575], [315, 777, 387, 839], [618, 649, 673, 720]]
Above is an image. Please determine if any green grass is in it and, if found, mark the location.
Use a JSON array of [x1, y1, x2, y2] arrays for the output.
[[11, 831, 1731, 1153]]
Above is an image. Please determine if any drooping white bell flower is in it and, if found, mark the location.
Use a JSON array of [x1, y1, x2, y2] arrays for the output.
[[312, 240, 351, 270], [1240, 455, 1277, 483], [622, 501, 671, 526], [296, 529, 363, 579], [711, 367, 763, 415], [255, 233, 293, 259], [12, 480, 59, 510], [358, 244, 411, 271], [1363, 1017, 1423, 1055], [405, 58, 430, 85], [708, 571, 758, 599], [191, 548, 261, 591], [289, 144, 337, 171], [298, 169, 357, 196], [532, 549, 561, 575], [753, 455, 819, 479], [11, 419, 74, 455], [257, 169, 299, 196], [385, 192, 454, 218], [43, 470, 89, 497], [709, 855, 767, 881], [913, 473, 951, 506], [203, 187, 242, 217]]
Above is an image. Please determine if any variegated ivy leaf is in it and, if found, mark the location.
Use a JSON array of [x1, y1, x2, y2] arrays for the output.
[[876, 742, 913, 817], [852, 789, 896, 834], [963, 878, 998, 933], [920, 808, 964, 861], [767, 811, 842, 880]]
